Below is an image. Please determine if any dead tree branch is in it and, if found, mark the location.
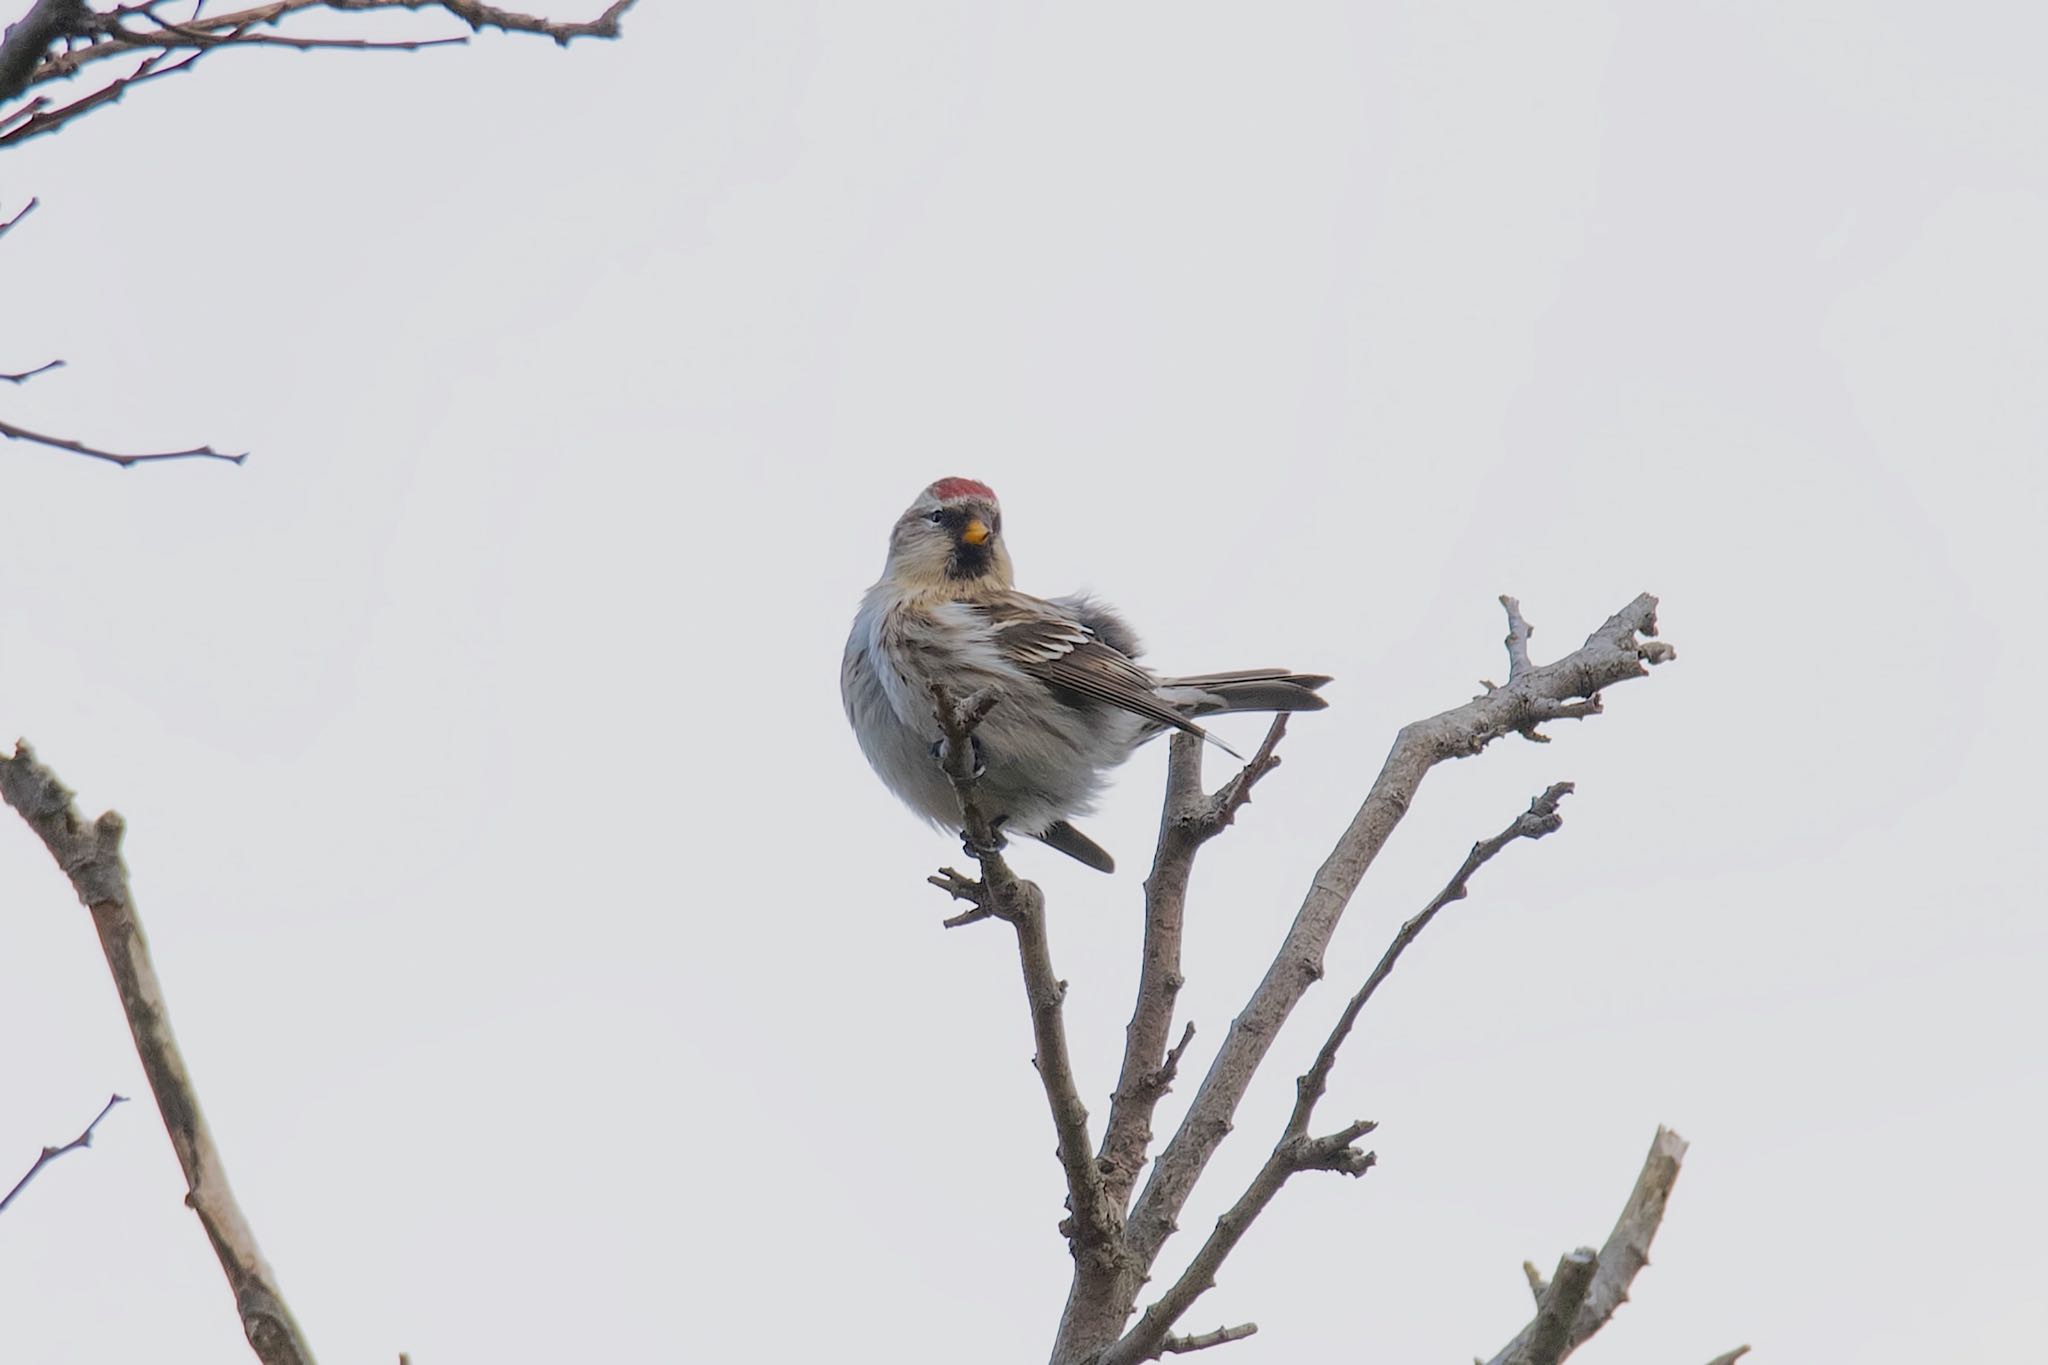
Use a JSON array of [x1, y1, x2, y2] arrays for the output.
[[1052, 720, 1289, 1355], [1101, 783, 1576, 1365], [0, 742, 316, 1365], [1, 0, 637, 142], [1485, 1127, 1692, 1365], [1122, 594, 1674, 1286], [925, 685, 1125, 1281], [1, 416, 247, 466], [0, 1092, 126, 1215], [1, 357, 62, 382]]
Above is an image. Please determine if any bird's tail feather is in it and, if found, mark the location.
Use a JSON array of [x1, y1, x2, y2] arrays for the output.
[[1164, 670, 1333, 718]]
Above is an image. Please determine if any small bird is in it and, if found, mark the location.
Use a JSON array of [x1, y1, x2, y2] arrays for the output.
[[841, 477, 1329, 873]]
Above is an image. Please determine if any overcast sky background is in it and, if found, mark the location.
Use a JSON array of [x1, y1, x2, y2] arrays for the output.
[[2, 3, 2042, 1362]]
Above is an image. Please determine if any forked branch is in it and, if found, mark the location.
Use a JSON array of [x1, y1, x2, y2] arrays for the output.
[[0, 742, 315, 1365], [1124, 595, 1674, 1276], [1100, 783, 1576, 1365], [1485, 1126, 1699, 1365]]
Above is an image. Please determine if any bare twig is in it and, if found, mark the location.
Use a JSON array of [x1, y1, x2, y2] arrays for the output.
[[1, 357, 62, 382], [924, 685, 1125, 1281], [1703, 1350, 1752, 1365], [0, 416, 245, 467], [0, 196, 37, 235], [2, 0, 639, 142], [1102, 783, 1575, 1365], [1484, 1127, 1693, 1365], [1124, 595, 1673, 1280], [0, 742, 316, 1365], [0, 1092, 127, 1215]]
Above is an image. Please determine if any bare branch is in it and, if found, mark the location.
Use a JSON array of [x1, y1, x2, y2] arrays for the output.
[[0, 1092, 127, 1215], [0, 196, 37, 236], [1101, 719, 1290, 1206], [1049, 720, 1293, 1359], [1, 358, 63, 382], [1703, 1350, 1752, 1365], [1157, 1322, 1258, 1357], [1501, 594, 1536, 681], [1522, 1260, 1548, 1302], [1103, 782, 1574, 1365], [1290, 783, 1573, 1133], [0, 416, 246, 467], [1484, 1127, 1693, 1365], [0, 741, 316, 1365], [923, 686, 1125, 1282], [1125, 596, 1673, 1275], [1513, 1249, 1599, 1365], [1, 0, 638, 143]]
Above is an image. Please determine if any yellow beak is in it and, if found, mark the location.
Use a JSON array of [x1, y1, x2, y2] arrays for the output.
[[961, 517, 992, 546]]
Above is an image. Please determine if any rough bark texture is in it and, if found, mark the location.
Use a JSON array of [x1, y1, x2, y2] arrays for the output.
[[1, 743, 317, 1365]]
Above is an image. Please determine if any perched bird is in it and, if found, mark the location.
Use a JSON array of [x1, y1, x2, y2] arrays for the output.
[[841, 477, 1329, 873]]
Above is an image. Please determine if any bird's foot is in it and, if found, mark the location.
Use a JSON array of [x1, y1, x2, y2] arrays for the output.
[[930, 734, 988, 779], [962, 814, 1008, 862]]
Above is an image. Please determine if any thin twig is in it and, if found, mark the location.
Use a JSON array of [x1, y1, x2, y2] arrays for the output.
[[3, 0, 638, 142], [0, 742, 316, 1365], [1703, 1350, 1752, 1365], [0, 416, 245, 467], [1, 358, 64, 382], [0, 1093, 127, 1215], [0, 196, 40, 236]]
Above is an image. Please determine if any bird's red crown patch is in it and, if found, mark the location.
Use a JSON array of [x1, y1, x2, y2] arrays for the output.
[[928, 476, 997, 503]]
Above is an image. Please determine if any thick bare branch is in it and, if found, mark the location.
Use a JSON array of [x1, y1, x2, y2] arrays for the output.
[[923, 687, 1124, 1280], [0, 742, 316, 1365], [1484, 1127, 1692, 1365], [1125, 595, 1673, 1275], [0, 1092, 126, 1215]]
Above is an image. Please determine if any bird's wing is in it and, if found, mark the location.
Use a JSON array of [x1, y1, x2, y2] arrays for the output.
[[978, 594, 1211, 742]]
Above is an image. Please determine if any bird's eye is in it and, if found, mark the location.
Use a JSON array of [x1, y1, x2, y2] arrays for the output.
[[926, 511, 946, 524]]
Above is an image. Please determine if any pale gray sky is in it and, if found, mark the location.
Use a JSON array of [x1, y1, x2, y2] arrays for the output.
[[2, 4, 2042, 1362]]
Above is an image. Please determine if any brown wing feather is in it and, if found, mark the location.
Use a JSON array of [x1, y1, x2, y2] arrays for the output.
[[981, 598, 1211, 741]]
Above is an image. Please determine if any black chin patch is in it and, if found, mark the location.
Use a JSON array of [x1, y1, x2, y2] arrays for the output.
[[947, 539, 995, 579]]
